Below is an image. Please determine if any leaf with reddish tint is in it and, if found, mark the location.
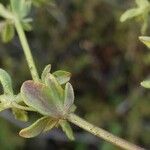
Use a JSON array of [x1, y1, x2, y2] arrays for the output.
[[19, 116, 54, 138], [64, 83, 74, 113], [21, 80, 63, 118]]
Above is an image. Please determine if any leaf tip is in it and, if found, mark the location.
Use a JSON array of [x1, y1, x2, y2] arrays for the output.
[[19, 129, 30, 138]]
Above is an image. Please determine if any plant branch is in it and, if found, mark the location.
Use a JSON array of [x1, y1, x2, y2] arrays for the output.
[[12, 102, 36, 112], [67, 113, 145, 150], [14, 19, 40, 82]]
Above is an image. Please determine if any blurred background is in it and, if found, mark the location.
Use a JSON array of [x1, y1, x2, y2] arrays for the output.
[[0, 0, 150, 149]]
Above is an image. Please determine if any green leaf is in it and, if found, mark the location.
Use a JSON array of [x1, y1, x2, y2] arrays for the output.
[[53, 70, 71, 85], [21, 80, 63, 118], [1, 23, 15, 43], [120, 8, 141, 22], [141, 80, 150, 88], [10, 0, 31, 19], [43, 117, 58, 132], [64, 83, 74, 113], [22, 22, 32, 31], [41, 64, 51, 83], [10, 0, 21, 13], [22, 18, 33, 31], [45, 73, 64, 105], [0, 69, 13, 95], [20, 0, 32, 18], [12, 108, 28, 122], [19, 116, 50, 138], [60, 120, 75, 140], [139, 36, 150, 48], [0, 3, 14, 19]]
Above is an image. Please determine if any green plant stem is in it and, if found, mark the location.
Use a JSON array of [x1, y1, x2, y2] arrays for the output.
[[14, 19, 39, 82], [68, 113, 145, 150], [12, 102, 36, 112]]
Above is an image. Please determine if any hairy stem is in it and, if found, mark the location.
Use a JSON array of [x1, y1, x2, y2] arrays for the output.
[[14, 19, 39, 82], [68, 113, 145, 150]]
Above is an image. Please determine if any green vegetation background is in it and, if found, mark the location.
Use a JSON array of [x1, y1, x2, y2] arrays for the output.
[[0, 0, 149, 150]]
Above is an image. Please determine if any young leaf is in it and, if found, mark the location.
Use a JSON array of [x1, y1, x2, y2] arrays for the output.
[[19, 116, 50, 138], [12, 108, 28, 122], [141, 80, 150, 88], [139, 36, 150, 48], [1, 23, 15, 43], [45, 73, 64, 105], [60, 120, 75, 140], [53, 70, 71, 85], [21, 80, 63, 118], [64, 83, 74, 113], [41, 64, 51, 83], [0, 69, 13, 95]]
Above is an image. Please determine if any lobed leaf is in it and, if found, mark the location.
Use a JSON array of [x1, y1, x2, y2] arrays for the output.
[[60, 120, 75, 140], [0, 69, 13, 95], [53, 70, 71, 85], [21, 80, 63, 118]]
